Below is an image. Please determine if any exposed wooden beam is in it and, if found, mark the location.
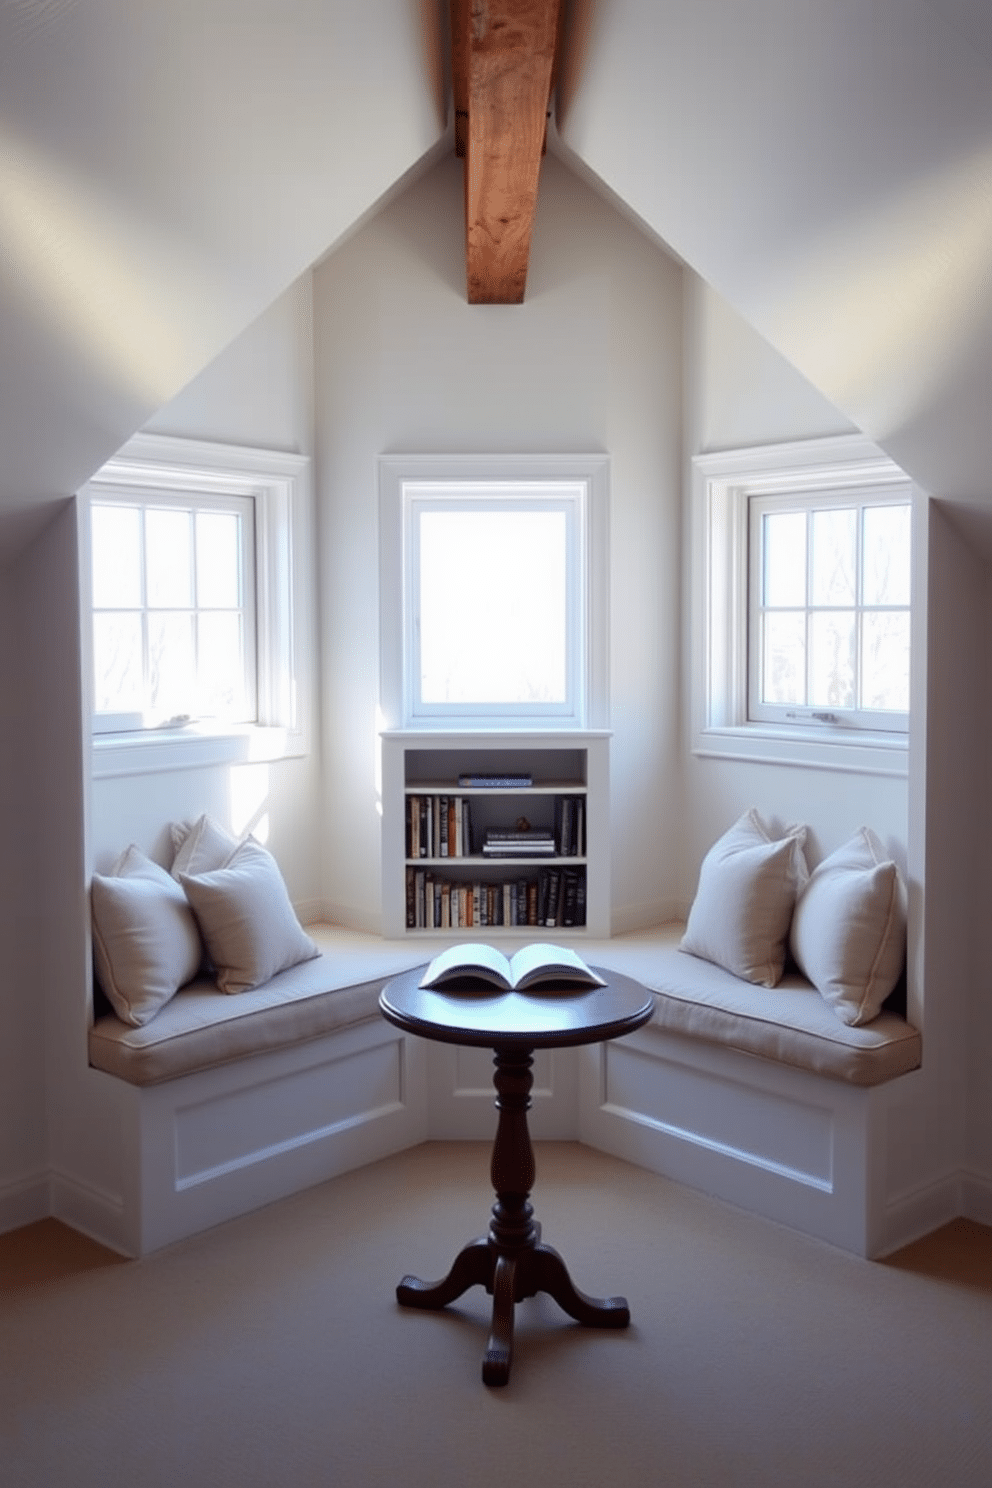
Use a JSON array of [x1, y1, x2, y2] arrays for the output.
[[455, 0, 562, 304]]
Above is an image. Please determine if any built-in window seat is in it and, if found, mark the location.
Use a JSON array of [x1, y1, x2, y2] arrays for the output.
[[88, 926, 428, 1087], [86, 919, 921, 1262], [89, 923, 919, 1090]]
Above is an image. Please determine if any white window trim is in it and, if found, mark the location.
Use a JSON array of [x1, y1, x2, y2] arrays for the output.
[[691, 433, 914, 778], [80, 433, 311, 778], [379, 454, 610, 732]]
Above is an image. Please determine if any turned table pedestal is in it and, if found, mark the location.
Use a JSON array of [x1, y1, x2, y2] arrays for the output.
[[379, 966, 654, 1386]]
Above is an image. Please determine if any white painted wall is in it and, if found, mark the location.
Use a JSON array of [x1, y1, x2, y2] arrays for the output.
[[922, 503, 992, 1207], [88, 279, 322, 912], [312, 152, 685, 933], [0, 554, 50, 1225], [680, 274, 910, 902]]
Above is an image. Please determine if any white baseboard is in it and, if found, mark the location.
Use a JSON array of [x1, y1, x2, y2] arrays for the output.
[[0, 1170, 50, 1236], [877, 1166, 992, 1256], [49, 1167, 129, 1256], [960, 1168, 992, 1227]]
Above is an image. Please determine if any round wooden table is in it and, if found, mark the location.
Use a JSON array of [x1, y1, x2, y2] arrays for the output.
[[379, 965, 654, 1386]]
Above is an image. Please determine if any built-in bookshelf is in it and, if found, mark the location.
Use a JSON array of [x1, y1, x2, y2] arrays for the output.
[[380, 732, 610, 938]]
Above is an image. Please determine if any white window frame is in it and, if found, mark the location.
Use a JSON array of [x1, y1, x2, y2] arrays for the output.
[[691, 434, 914, 777], [747, 486, 911, 732], [90, 486, 258, 732], [80, 433, 311, 777], [379, 454, 610, 732]]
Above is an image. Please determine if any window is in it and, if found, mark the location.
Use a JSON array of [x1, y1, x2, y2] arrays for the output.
[[91, 490, 256, 730], [749, 489, 911, 731], [379, 455, 609, 731], [81, 434, 310, 775], [691, 435, 914, 775]]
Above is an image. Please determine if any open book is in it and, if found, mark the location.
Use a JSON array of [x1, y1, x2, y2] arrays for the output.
[[419, 941, 607, 993]]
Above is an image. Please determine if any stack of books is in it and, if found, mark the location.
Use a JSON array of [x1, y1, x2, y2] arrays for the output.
[[457, 773, 532, 788], [481, 828, 556, 858]]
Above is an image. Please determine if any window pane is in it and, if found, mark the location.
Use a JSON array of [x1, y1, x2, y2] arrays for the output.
[[93, 612, 143, 711], [862, 611, 910, 710], [148, 613, 195, 716], [196, 511, 241, 608], [811, 507, 856, 606], [197, 612, 247, 717], [145, 508, 191, 608], [419, 509, 567, 705], [762, 611, 805, 703], [91, 505, 141, 607], [863, 504, 911, 606], [762, 511, 806, 607], [810, 610, 855, 708]]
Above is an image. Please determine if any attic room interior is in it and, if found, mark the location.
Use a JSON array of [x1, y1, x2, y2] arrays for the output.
[[2, 0, 992, 1339]]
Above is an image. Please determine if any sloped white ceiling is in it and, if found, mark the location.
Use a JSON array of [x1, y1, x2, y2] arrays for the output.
[[3, 0, 992, 568], [0, 0, 447, 562], [556, 0, 992, 504]]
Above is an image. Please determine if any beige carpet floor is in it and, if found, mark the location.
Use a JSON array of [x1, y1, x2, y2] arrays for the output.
[[2, 1141, 991, 1488]]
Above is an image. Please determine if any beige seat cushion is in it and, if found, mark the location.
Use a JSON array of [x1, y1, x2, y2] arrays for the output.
[[89, 925, 921, 1091], [88, 927, 428, 1086], [589, 926, 920, 1087]]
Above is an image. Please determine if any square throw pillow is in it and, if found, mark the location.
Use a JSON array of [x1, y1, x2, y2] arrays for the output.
[[790, 826, 906, 1026], [680, 808, 809, 987], [179, 837, 320, 994], [170, 813, 240, 880], [91, 846, 204, 1027]]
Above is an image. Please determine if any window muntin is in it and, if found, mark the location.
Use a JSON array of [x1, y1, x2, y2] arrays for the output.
[[748, 490, 910, 732], [403, 480, 587, 726], [91, 489, 256, 730]]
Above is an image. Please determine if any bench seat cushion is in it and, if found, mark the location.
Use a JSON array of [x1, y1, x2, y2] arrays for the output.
[[89, 924, 922, 1091], [88, 927, 428, 1087], [588, 925, 921, 1087]]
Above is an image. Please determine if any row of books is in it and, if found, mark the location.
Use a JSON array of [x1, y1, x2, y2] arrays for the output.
[[406, 793, 585, 860], [407, 794, 474, 859], [405, 866, 587, 930]]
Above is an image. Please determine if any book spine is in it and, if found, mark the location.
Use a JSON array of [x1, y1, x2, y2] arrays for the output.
[[544, 868, 562, 927], [439, 796, 449, 857], [575, 868, 586, 926], [562, 868, 577, 926]]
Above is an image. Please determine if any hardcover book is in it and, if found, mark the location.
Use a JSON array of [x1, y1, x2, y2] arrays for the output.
[[419, 942, 606, 993]]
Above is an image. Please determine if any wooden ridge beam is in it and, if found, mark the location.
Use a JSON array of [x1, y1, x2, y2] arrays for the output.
[[453, 0, 563, 304]]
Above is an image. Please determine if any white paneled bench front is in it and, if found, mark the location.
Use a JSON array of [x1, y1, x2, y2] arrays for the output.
[[88, 922, 921, 1259], [88, 927, 433, 1256], [581, 926, 921, 1258]]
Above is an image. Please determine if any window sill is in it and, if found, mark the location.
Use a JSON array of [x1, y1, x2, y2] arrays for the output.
[[693, 724, 908, 778], [91, 722, 306, 779]]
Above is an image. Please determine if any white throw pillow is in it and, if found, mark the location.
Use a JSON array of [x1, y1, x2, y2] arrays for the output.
[[681, 809, 809, 987], [91, 846, 204, 1026], [170, 813, 240, 880], [790, 827, 906, 1026], [179, 837, 320, 994]]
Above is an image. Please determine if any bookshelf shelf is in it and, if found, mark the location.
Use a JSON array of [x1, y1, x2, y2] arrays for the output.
[[381, 731, 610, 939]]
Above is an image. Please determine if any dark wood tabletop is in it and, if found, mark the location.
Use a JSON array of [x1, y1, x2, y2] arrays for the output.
[[379, 965, 654, 1049]]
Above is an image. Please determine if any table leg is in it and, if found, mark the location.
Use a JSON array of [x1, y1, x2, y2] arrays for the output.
[[395, 1043, 631, 1385]]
